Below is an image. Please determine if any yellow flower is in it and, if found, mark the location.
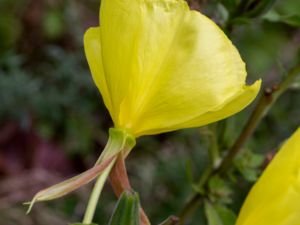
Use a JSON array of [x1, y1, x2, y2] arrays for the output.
[[84, 0, 261, 137], [28, 1, 262, 219], [236, 127, 300, 225]]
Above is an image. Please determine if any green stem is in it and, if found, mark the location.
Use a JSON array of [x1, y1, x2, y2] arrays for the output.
[[82, 128, 136, 225], [195, 125, 220, 191], [177, 194, 202, 225], [82, 160, 116, 224], [217, 63, 300, 173], [178, 126, 218, 225], [177, 62, 300, 225], [208, 124, 220, 169]]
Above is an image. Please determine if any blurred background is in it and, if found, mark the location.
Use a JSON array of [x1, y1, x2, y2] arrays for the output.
[[0, 0, 299, 224]]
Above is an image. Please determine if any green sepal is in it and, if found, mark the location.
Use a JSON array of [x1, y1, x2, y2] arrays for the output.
[[25, 156, 116, 214], [25, 128, 136, 215], [97, 128, 136, 164], [108, 191, 140, 225]]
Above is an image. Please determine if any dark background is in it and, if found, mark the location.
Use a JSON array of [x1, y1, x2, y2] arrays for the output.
[[0, 0, 299, 224]]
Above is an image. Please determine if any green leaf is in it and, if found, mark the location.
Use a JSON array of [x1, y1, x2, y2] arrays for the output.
[[244, 0, 277, 18], [230, 17, 252, 26], [217, 3, 230, 22], [234, 150, 264, 182], [204, 201, 223, 225], [264, 11, 300, 27], [108, 191, 140, 225], [280, 14, 300, 27], [205, 202, 237, 225], [221, 0, 240, 12], [208, 175, 232, 204], [215, 205, 237, 225]]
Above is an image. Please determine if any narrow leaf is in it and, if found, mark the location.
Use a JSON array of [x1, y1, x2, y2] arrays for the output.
[[282, 14, 300, 27], [264, 11, 300, 27], [215, 205, 237, 225], [244, 0, 277, 18], [25, 156, 115, 214], [204, 200, 223, 225]]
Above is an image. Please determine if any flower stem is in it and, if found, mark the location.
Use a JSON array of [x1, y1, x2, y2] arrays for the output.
[[217, 62, 300, 173], [177, 62, 300, 225], [109, 155, 151, 225], [82, 160, 116, 224], [82, 128, 136, 225]]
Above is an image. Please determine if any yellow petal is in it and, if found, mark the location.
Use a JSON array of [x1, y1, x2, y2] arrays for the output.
[[136, 80, 261, 136], [84, 27, 115, 121], [236, 127, 300, 225], [99, 0, 189, 127], [93, 0, 261, 136], [116, 5, 257, 136]]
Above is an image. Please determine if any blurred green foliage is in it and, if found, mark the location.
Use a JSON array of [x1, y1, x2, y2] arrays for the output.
[[0, 0, 299, 225]]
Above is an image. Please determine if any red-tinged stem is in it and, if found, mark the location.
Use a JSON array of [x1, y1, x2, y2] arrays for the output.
[[109, 154, 151, 225]]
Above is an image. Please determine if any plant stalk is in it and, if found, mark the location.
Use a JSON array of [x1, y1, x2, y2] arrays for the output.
[[109, 154, 151, 225], [218, 63, 300, 173], [82, 128, 136, 225], [177, 62, 300, 225], [82, 160, 116, 224]]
